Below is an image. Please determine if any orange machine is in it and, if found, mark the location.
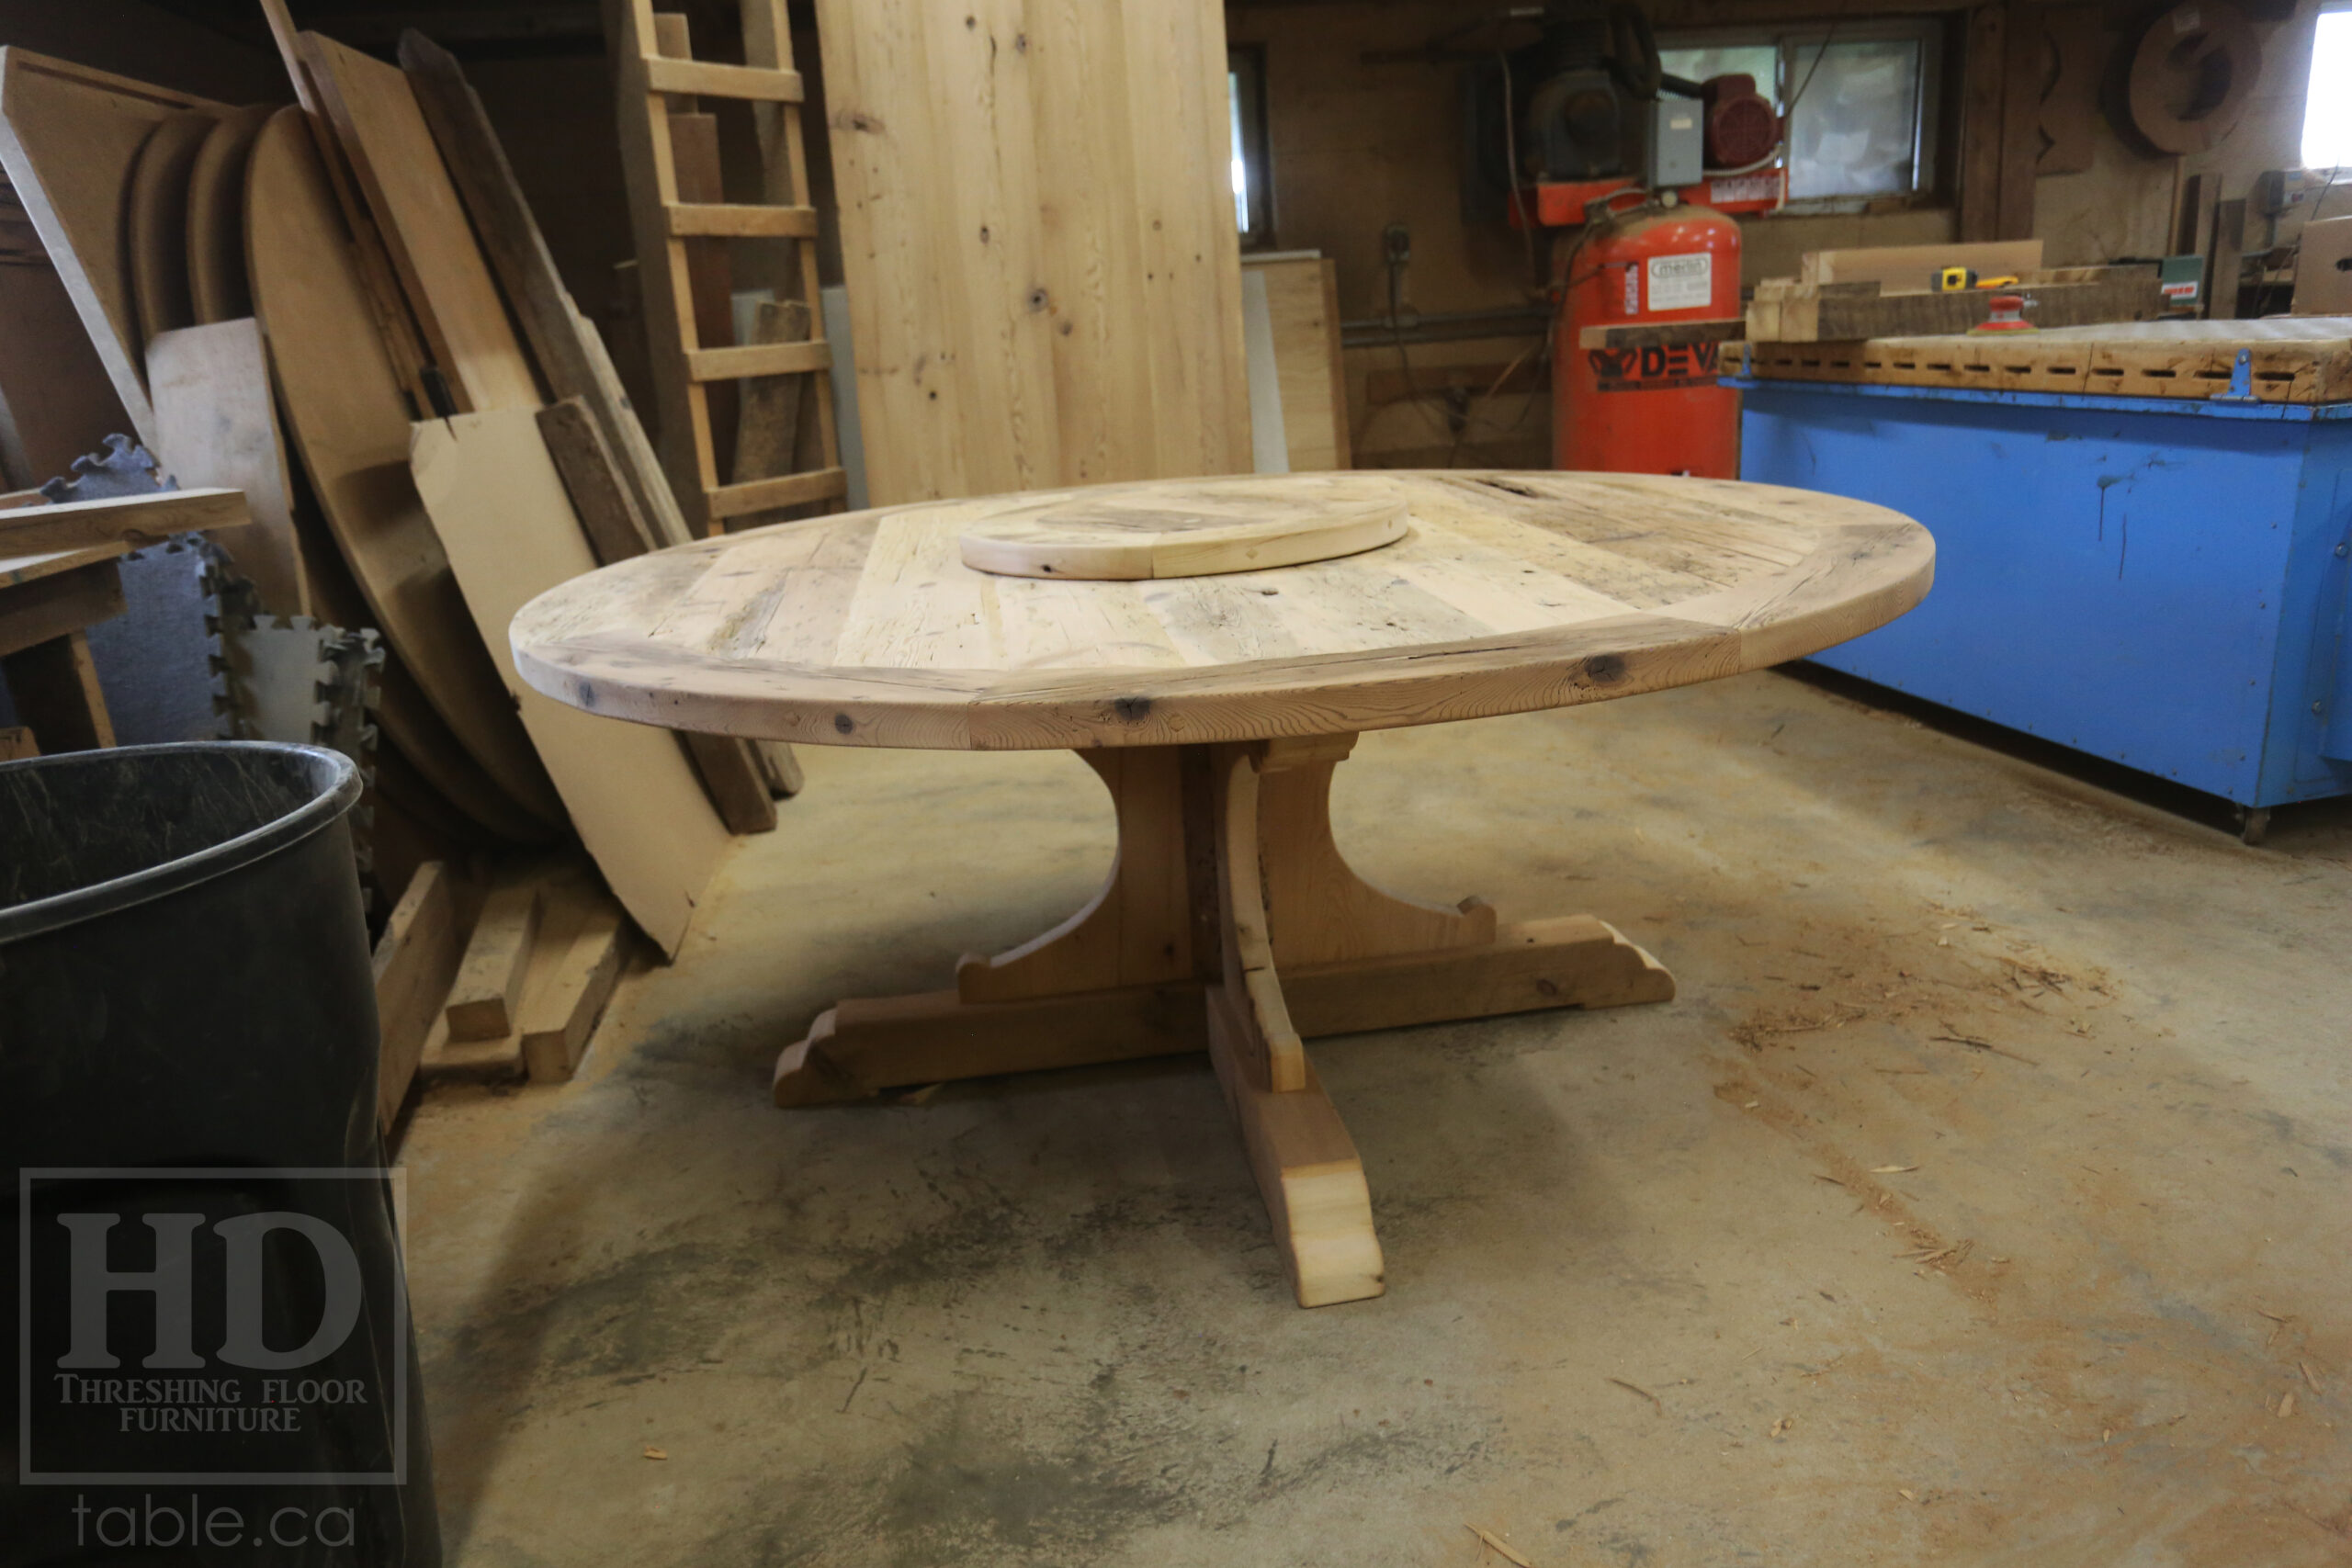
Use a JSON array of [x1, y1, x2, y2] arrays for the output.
[[1552, 198, 1743, 478]]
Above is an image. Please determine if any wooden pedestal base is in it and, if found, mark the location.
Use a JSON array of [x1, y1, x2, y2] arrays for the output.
[[775, 736, 1674, 1306]]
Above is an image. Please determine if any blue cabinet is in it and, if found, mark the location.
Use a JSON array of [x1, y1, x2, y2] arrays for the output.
[[1734, 380, 2352, 810]]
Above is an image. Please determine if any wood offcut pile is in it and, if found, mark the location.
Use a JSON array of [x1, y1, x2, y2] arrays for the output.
[[1735, 238, 2352, 405], [0, 3, 839, 1133], [1744, 245, 2167, 344], [1577, 237, 2352, 406], [1741, 312, 2352, 405]]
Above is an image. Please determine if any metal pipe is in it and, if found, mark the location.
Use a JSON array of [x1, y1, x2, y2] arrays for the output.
[[1340, 304, 1552, 349]]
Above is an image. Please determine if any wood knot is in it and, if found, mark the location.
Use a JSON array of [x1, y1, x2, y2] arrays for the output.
[[1112, 695, 1152, 722], [1582, 654, 1626, 684], [833, 712, 854, 734]]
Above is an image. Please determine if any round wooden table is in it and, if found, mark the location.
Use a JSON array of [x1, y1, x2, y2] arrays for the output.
[[514, 471, 1933, 1307]]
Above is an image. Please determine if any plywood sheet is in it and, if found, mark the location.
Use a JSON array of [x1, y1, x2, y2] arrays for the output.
[[187, 104, 272, 323], [0, 257, 134, 488], [245, 105, 563, 828], [0, 48, 228, 444], [146, 318, 311, 616], [412, 407, 730, 956], [124, 108, 210, 350], [300, 32, 538, 413], [812, 0, 1250, 504]]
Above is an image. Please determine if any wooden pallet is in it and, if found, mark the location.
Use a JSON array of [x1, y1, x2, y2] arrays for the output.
[[1738, 317, 2352, 404], [612, 0, 846, 536]]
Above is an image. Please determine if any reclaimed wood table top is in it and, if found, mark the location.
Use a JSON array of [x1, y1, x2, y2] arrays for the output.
[[512, 470, 1934, 750]]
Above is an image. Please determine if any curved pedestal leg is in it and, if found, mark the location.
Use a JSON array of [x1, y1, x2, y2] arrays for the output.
[[775, 733, 1675, 1305]]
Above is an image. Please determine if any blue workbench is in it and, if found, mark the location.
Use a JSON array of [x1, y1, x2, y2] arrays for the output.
[[1732, 378, 2352, 815]]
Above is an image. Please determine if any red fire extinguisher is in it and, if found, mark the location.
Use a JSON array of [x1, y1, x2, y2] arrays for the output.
[[1553, 199, 1741, 478]]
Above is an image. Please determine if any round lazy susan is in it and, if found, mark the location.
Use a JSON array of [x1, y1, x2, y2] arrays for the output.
[[947, 473, 1408, 580]]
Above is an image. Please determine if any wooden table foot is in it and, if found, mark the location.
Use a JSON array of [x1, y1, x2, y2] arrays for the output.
[[1208, 987, 1385, 1306], [773, 735, 1675, 1304], [770, 916, 1669, 1107]]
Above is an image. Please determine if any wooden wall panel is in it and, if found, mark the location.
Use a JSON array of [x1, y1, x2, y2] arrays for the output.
[[813, 0, 1249, 505]]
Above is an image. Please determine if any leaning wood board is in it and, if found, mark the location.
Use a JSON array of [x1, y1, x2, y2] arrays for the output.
[[1740, 316, 2352, 403], [1243, 254, 1350, 473], [396, 31, 687, 548], [186, 104, 273, 324], [811, 0, 1250, 503], [299, 33, 538, 413], [146, 320, 311, 615], [124, 109, 212, 350], [513, 470, 1935, 751], [391, 31, 786, 831], [245, 106, 565, 829], [412, 407, 733, 957], [0, 49, 228, 445]]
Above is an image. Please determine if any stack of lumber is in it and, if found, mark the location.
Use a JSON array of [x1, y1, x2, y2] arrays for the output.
[[1741, 316, 2352, 404], [1577, 243, 2166, 355], [0, 28, 787, 1127], [1747, 265, 2167, 344], [371, 857, 631, 1137], [1743, 242, 2165, 344]]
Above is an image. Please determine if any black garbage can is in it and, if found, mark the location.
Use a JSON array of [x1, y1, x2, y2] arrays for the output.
[[0, 743, 439, 1566]]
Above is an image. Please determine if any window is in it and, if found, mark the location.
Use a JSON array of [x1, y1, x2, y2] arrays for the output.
[[1228, 45, 1272, 246], [2305, 3, 2352, 168], [1660, 22, 1941, 203]]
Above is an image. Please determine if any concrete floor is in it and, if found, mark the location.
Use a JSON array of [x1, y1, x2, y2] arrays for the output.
[[401, 670, 2352, 1567]]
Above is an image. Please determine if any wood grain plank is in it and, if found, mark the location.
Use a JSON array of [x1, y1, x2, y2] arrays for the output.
[[300, 32, 539, 412], [810, 0, 1247, 505], [399, 30, 692, 547], [642, 56, 802, 102]]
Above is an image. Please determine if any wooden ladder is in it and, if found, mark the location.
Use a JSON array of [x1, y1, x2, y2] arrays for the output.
[[613, 0, 847, 536]]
